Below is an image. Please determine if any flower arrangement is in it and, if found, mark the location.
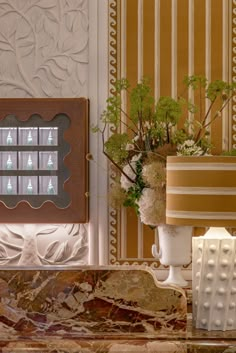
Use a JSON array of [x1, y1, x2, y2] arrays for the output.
[[93, 76, 236, 227]]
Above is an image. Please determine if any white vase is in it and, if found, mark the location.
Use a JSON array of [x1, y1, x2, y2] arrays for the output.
[[192, 228, 236, 331], [152, 224, 192, 287]]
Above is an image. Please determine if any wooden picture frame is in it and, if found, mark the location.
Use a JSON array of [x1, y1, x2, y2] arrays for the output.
[[0, 98, 88, 223]]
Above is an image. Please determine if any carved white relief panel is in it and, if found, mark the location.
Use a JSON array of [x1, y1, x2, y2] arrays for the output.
[[0, 0, 88, 97], [0, 223, 88, 266], [0, 0, 89, 266]]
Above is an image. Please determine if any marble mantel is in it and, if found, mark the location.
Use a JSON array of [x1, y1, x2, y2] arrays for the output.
[[0, 266, 235, 352], [0, 266, 186, 340]]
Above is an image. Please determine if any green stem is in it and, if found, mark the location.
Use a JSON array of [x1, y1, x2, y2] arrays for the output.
[[119, 107, 139, 133], [194, 99, 216, 142], [199, 86, 202, 122], [195, 93, 234, 141]]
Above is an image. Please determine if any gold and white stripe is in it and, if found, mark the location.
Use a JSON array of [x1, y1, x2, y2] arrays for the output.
[[138, 0, 143, 82], [171, 0, 177, 99], [167, 187, 236, 195], [166, 156, 236, 227], [222, 0, 230, 151], [167, 211, 236, 220], [205, 0, 211, 81], [155, 0, 160, 100], [188, 0, 194, 76]]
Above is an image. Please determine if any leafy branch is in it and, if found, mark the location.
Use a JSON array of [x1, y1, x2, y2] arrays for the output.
[[92, 75, 236, 223], [183, 76, 236, 143]]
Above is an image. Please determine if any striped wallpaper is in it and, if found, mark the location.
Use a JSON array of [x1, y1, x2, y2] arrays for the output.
[[108, 0, 234, 268]]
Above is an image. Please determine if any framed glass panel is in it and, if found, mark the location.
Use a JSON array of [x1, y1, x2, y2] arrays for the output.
[[0, 98, 88, 223]]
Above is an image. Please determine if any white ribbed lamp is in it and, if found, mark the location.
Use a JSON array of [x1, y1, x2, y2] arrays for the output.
[[166, 156, 236, 331]]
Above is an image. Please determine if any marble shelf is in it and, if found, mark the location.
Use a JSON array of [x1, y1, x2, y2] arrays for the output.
[[0, 334, 236, 352], [0, 266, 186, 337], [0, 266, 234, 352]]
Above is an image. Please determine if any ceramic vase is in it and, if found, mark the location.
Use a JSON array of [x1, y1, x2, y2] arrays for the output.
[[152, 224, 192, 287], [192, 228, 236, 331]]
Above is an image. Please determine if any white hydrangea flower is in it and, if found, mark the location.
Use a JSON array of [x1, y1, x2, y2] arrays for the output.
[[137, 188, 165, 226], [142, 161, 166, 189]]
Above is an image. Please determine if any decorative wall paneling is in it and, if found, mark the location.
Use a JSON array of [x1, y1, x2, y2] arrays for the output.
[[108, 0, 233, 278], [0, 0, 91, 266], [88, 0, 109, 265], [231, 0, 236, 150]]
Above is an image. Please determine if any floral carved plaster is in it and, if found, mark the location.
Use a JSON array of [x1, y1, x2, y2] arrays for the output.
[[0, 0, 88, 98]]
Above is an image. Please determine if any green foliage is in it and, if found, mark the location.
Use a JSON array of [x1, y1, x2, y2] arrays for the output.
[[171, 129, 189, 145], [92, 74, 236, 223], [123, 160, 146, 213], [183, 75, 207, 90], [206, 80, 231, 102], [185, 100, 198, 114], [96, 75, 236, 168], [183, 74, 236, 103], [129, 78, 155, 123], [115, 78, 130, 92], [197, 135, 213, 152], [156, 96, 182, 126], [104, 133, 129, 164], [91, 124, 100, 133], [102, 95, 121, 125]]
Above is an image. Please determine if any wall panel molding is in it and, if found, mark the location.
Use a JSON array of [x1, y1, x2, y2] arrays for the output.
[[0, 0, 91, 266], [108, 0, 234, 280], [231, 0, 236, 151]]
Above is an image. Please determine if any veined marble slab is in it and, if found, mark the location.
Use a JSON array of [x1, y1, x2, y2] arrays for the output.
[[0, 266, 187, 339], [0, 339, 186, 353], [1, 339, 236, 352]]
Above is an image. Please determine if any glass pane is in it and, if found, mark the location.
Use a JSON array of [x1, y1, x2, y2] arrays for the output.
[[39, 127, 58, 146], [0, 128, 17, 145], [39, 152, 58, 170], [0, 176, 17, 194], [0, 152, 17, 170], [39, 176, 58, 195], [18, 176, 38, 195], [18, 152, 38, 170], [18, 127, 38, 145]]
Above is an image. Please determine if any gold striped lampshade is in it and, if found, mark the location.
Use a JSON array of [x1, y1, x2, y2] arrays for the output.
[[166, 156, 236, 227]]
